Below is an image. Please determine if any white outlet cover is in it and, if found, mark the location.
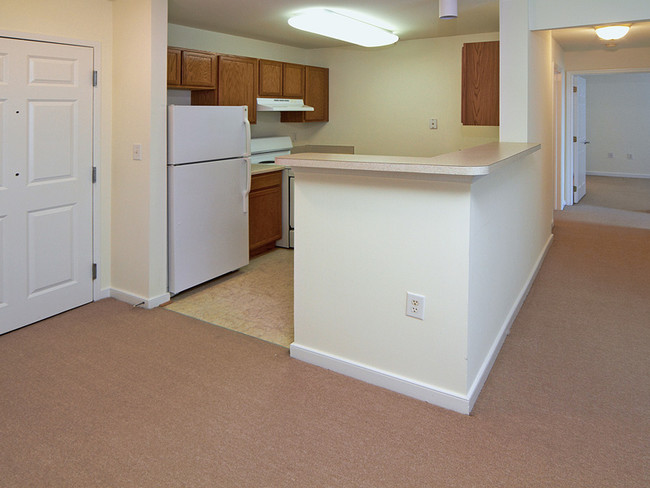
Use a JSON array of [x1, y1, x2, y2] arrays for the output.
[[406, 292, 425, 320]]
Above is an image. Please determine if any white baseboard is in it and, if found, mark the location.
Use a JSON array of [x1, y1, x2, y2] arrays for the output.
[[290, 343, 472, 415], [466, 233, 554, 412], [291, 233, 555, 416], [587, 171, 650, 179], [109, 288, 171, 309]]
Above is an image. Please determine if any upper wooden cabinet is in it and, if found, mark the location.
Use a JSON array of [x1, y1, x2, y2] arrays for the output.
[[281, 65, 329, 123], [167, 47, 217, 90], [258, 59, 283, 97], [192, 54, 258, 124], [283, 63, 305, 98], [258, 60, 305, 99], [218, 55, 258, 124], [461, 41, 499, 126]]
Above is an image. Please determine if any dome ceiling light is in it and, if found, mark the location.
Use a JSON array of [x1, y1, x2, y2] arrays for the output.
[[595, 25, 630, 40]]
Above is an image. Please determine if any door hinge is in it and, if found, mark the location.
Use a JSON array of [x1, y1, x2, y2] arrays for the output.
[[573, 136, 577, 143], [573, 86, 577, 93], [92, 166, 97, 183], [573, 185, 577, 192], [92, 263, 97, 280], [93, 70, 98, 87]]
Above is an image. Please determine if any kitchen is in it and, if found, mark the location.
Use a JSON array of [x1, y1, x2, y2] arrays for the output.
[[162, 6, 501, 348]]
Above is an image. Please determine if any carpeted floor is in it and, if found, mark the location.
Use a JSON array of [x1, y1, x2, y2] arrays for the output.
[[579, 175, 650, 213], [0, 220, 648, 487]]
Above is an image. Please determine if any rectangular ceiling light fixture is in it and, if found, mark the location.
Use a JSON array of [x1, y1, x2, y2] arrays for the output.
[[288, 9, 399, 47]]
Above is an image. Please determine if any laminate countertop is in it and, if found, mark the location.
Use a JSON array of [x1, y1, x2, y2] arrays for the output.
[[275, 142, 540, 177], [251, 163, 285, 176]]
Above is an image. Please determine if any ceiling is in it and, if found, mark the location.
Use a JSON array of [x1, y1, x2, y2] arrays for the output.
[[168, 0, 650, 51], [168, 0, 500, 49]]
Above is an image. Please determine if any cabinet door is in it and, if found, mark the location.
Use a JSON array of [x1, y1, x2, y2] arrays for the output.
[[219, 55, 258, 124], [167, 47, 182, 86], [304, 66, 329, 122], [259, 59, 283, 97], [181, 50, 217, 88], [283, 63, 305, 98], [249, 172, 283, 256], [461, 41, 499, 126]]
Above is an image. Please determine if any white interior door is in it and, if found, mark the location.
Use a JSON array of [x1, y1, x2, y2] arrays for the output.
[[573, 75, 587, 203], [0, 37, 94, 334]]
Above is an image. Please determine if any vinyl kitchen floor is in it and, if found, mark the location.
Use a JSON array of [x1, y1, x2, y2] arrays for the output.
[[164, 248, 294, 348]]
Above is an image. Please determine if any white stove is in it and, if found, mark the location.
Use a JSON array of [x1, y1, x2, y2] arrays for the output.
[[250, 136, 294, 248]]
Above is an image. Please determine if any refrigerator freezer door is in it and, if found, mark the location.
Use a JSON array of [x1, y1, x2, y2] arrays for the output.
[[168, 105, 250, 164], [168, 158, 250, 294]]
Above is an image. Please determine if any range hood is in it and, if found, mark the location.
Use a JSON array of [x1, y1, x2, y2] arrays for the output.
[[257, 98, 314, 112]]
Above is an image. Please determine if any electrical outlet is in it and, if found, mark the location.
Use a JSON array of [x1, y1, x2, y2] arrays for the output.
[[406, 292, 425, 320], [429, 118, 438, 130]]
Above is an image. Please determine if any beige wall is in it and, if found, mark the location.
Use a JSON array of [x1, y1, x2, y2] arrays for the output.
[[308, 33, 500, 156], [169, 24, 500, 156], [564, 46, 650, 72], [111, 0, 168, 304], [529, 0, 650, 31], [1, 0, 114, 291]]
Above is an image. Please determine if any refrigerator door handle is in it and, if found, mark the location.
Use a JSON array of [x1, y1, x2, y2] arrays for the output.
[[244, 118, 251, 157], [242, 157, 251, 213]]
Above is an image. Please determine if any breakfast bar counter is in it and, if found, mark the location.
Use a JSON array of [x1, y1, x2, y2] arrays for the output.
[[276, 142, 551, 414]]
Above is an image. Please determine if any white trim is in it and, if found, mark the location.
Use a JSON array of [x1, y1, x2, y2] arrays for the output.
[[0, 29, 104, 303], [466, 233, 554, 412], [587, 171, 650, 179], [290, 344, 472, 415], [291, 233, 555, 416], [110, 288, 171, 310]]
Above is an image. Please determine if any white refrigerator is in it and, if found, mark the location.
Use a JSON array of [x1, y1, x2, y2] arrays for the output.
[[167, 105, 251, 295]]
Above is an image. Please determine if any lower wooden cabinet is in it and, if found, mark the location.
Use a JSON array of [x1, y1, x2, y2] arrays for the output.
[[249, 171, 282, 257]]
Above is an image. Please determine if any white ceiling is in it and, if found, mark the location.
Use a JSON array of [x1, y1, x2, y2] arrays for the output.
[[168, 0, 500, 49], [168, 0, 650, 51]]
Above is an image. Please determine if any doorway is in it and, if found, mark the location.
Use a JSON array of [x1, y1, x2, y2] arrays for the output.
[[564, 69, 650, 211], [0, 36, 96, 335]]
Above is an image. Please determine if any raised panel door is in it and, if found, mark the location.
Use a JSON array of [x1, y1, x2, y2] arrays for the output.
[[182, 50, 217, 88], [283, 63, 304, 98], [304, 66, 328, 122], [218, 55, 257, 124], [0, 37, 94, 335], [167, 47, 181, 86], [258, 59, 282, 97]]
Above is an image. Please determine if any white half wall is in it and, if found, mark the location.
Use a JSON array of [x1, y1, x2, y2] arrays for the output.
[[585, 72, 650, 178]]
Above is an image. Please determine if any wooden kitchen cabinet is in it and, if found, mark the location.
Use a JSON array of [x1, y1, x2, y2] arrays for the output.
[[192, 54, 258, 124], [167, 47, 217, 89], [461, 41, 499, 126], [258, 60, 305, 99], [249, 171, 283, 257], [283, 63, 305, 98], [281, 65, 329, 123], [258, 59, 283, 97]]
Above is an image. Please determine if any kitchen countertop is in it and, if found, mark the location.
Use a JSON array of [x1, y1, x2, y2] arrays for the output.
[[251, 163, 285, 175], [276, 142, 540, 177]]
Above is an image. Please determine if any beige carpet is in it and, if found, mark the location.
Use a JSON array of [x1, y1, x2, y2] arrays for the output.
[[557, 175, 650, 230], [0, 220, 648, 487], [579, 175, 650, 212], [165, 248, 294, 347]]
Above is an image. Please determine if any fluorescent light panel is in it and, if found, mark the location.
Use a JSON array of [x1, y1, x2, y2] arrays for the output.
[[288, 9, 398, 47], [595, 25, 630, 40]]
